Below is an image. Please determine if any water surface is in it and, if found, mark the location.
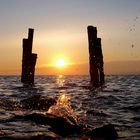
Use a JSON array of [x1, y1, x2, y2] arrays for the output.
[[0, 75, 140, 139]]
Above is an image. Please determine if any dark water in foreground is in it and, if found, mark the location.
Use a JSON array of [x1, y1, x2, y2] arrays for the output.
[[0, 75, 140, 140]]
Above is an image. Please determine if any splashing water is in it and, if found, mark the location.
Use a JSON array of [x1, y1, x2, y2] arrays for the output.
[[47, 94, 78, 125]]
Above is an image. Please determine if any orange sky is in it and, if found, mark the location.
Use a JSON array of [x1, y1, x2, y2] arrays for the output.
[[0, 0, 140, 75]]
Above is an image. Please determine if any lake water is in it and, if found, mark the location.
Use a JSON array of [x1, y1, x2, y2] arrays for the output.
[[0, 75, 140, 139]]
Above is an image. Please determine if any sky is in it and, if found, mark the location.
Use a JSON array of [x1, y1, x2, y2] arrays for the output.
[[0, 0, 140, 75]]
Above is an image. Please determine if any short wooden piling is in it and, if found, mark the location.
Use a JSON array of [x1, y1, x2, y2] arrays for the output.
[[21, 28, 37, 84], [87, 26, 105, 86], [97, 38, 104, 84]]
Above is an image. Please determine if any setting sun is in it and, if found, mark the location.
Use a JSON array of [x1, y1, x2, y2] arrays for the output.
[[56, 59, 67, 67]]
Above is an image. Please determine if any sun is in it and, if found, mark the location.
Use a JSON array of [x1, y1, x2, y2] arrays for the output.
[[56, 59, 67, 67]]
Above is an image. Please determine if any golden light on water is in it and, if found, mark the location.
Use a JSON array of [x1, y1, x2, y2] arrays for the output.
[[47, 94, 77, 124], [57, 94, 70, 106], [48, 94, 71, 114]]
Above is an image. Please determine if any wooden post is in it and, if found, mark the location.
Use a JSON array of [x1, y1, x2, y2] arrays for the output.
[[97, 38, 105, 84], [87, 26, 105, 86], [21, 28, 37, 84]]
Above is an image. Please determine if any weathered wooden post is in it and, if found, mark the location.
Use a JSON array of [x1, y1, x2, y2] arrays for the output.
[[87, 26, 104, 86], [87, 26, 99, 86], [21, 28, 37, 84], [97, 38, 105, 84]]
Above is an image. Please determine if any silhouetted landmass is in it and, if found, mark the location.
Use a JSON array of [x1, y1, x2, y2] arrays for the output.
[[2, 112, 118, 139]]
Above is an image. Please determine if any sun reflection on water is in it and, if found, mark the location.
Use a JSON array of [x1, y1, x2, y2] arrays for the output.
[[47, 94, 78, 125], [56, 75, 65, 87]]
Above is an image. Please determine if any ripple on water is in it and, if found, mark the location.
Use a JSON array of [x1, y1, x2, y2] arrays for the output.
[[0, 75, 140, 139]]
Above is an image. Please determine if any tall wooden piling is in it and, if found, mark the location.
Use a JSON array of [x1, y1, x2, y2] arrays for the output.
[[87, 26, 104, 86], [21, 28, 37, 84]]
